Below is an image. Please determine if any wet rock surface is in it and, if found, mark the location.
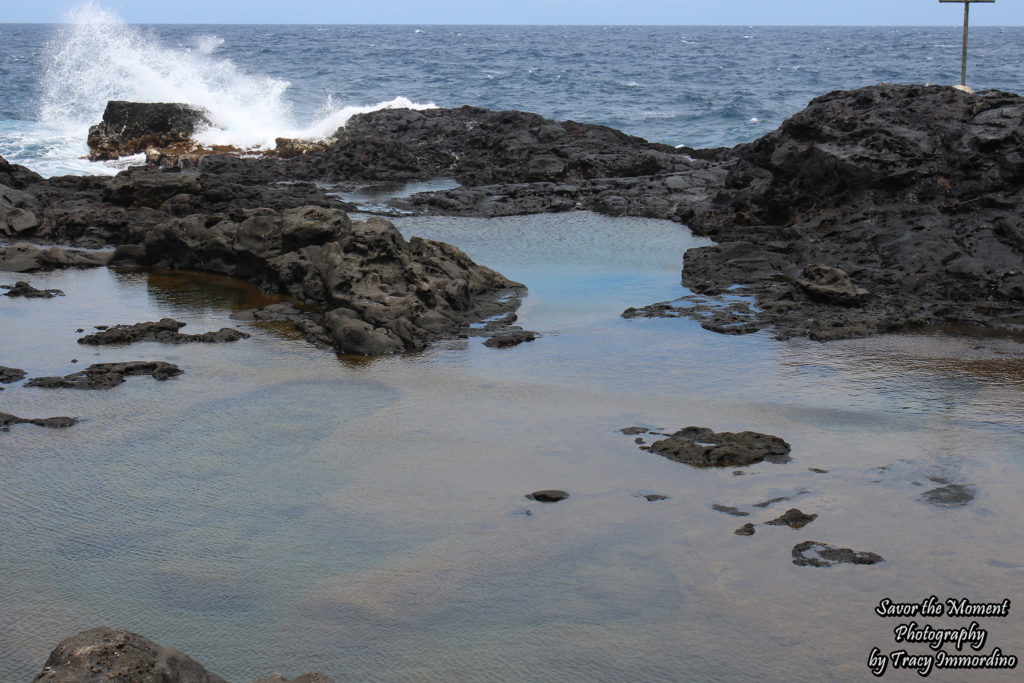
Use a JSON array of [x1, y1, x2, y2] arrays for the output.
[[792, 541, 885, 568], [78, 318, 250, 345], [26, 361, 183, 390], [642, 426, 792, 467], [87, 101, 212, 161]]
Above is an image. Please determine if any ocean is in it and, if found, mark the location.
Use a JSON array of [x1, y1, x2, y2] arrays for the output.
[[2, 6, 1024, 682]]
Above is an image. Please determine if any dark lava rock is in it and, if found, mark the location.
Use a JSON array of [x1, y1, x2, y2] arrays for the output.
[[526, 490, 569, 503], [734, 523, 757, 536], [918, 483, 977, 509], [87, 101, 212, 161], [0, 412, 78, 429], [792, 541, 884, 568], [78, 318, 250, 345], [33, 626, 227, 682], [712, 504, 749, 517], [135, 206, 524, 355], [26, 361, 183, 390], [0, 366, 27, 383], [643, 426, 792, 467], [630, 84, 1024, 340], [317, 105, 693, 185], [765, 508, 818, 529], [482, 328, 538, 348], [620, 426, 649, 435]]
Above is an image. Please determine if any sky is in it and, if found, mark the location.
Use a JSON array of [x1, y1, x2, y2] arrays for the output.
[[4, 0, 1023, 26]]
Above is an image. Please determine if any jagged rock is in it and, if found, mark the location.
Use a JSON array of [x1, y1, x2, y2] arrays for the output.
[[734, 523, 756, 536], [792, 541, 884, 568], [629, 84, 1024, 340], [26, 361, 183, 390], [87, 101, 212, 161], [77, 318, 250, 345], [134, 206, 524, 355], [643, 426, 792, 467], [33, 627, 227, 682]]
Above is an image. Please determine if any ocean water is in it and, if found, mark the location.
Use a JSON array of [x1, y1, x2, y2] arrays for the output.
[[3, 5, 1024, 682]]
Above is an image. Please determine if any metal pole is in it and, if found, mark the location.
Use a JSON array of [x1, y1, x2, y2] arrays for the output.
[[960, 2, 969, 86]]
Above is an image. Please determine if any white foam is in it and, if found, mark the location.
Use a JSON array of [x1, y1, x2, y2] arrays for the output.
[[37, 1, 435, 156]]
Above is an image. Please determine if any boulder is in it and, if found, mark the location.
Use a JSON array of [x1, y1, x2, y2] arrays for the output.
[[32, 627, 227, 683], [87, 101, 212, 161]]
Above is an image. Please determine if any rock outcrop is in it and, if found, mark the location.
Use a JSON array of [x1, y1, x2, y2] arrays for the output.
[[87, 101, 212, 161], [634, 84, 1024, 340], [118, 206, 524, 355]]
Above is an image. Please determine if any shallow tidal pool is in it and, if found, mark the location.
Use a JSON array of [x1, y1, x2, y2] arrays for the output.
[[2, 212, 1023, 682]]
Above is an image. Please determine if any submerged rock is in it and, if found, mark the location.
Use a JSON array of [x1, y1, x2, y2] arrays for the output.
[[0, 366, 27, 383], [918, 483, 977, 509], [792, 541, 884, 568], [33, 627, 227, 683], [78, 318, 250, 345], [2, 280, 64, 298], [0, 412, 78, 430], [526, 490, 570, 503], [643, 426, 792, 467], [26, 361, 183, 390]]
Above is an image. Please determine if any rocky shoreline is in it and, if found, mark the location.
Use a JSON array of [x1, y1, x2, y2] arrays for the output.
[[5, 84, 1024, 349], [4, 83, 1022, 678]]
